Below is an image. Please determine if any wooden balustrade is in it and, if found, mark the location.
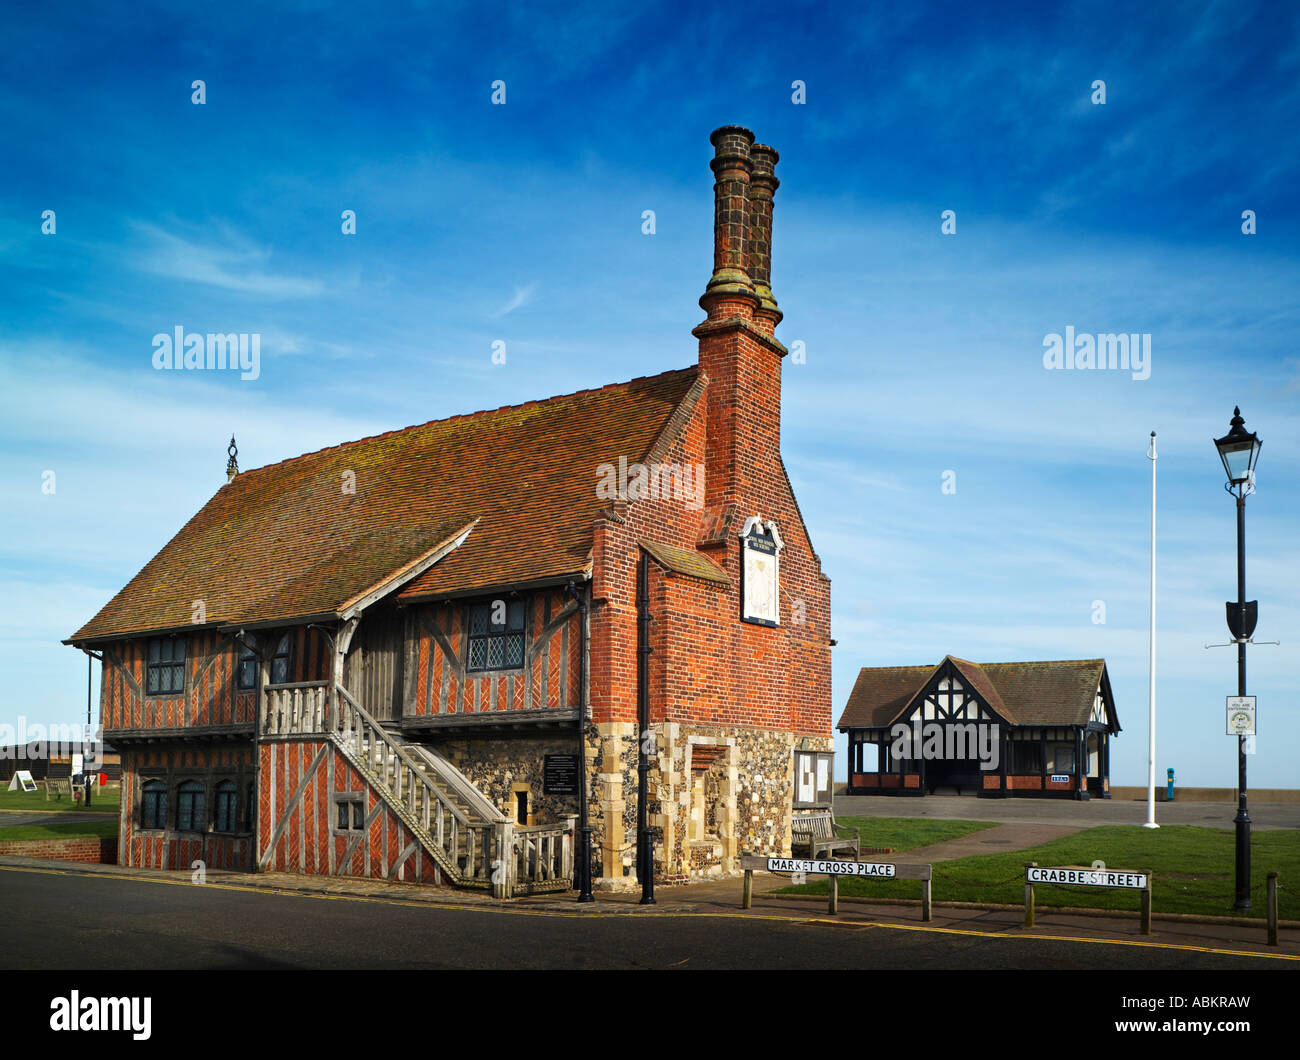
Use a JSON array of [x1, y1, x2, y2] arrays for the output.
[[260, 680, 573, 895], [261, 682, 330, 736], [510, 821, 574, 893]]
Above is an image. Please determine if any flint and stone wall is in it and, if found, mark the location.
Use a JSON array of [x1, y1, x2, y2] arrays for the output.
[[436, 734, 578, 825]]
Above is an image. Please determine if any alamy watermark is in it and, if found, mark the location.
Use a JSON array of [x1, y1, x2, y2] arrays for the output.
[[0, 718, 103, 765], [50, 992, 150, 1040], [596, 457, 704, 510], [1042, 327, 1150, 381], [890, 720, 1000, 770], [152, 326, 260, 380]]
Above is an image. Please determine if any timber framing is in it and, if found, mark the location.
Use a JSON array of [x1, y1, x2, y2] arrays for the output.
[[402, 707, 581, 735], [67, 126, 837, 893], [107, 724, 255, 745], [839, 656, 1120, 800], [338, 519, 478, 620]]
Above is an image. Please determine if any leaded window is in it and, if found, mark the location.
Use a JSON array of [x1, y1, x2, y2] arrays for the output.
[[176, 780, 205, 832], [146, 638, 186, 695], [271, 633, 291, 684], [141, 779, 167, 830], [237, 642, 256, 690], [334, 794, 365, 832], [240, 633, 292, 689], [467, 600, 525, 672], [214, 780, 239, 832]]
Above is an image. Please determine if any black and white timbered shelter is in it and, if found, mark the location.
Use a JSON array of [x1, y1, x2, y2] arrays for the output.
[[838, 656, 1120, 799]]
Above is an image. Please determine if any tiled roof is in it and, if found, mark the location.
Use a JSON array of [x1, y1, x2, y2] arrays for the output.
[[70, 367, 702, 642], [639, 538, 730, 584], [837, 657, 1111, 730], [977, 659, 1110, 726], [946, 656, 1018, 724], [838, 665, 935, 729]]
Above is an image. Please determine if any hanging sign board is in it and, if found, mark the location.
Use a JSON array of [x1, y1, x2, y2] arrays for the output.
[[1226, 696, 1256, 736]]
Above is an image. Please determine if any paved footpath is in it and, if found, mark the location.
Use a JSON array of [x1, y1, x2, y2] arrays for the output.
[[884, 822, 1084, 864]]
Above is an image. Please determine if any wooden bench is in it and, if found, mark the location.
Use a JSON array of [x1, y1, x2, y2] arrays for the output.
[[44, 778, 72, 801], [790, 809, 860, 860]]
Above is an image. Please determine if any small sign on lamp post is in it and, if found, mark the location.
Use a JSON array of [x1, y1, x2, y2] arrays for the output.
[[1226, 696, 1256, 737]]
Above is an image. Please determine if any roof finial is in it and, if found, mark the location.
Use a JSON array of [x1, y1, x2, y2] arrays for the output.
[[226, 435, 239, 483]]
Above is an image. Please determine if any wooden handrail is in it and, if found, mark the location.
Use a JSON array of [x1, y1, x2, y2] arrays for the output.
[[263, 680, 572, 894], [330, 686, 478, 837], [264, 680, 331, 691], [331, 684, 473, 829]]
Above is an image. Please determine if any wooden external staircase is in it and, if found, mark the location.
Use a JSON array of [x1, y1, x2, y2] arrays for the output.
[[261, 681, 574, 897]]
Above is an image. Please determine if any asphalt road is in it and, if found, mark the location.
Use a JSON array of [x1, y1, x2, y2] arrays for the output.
[[0, 863, 1286, 971]]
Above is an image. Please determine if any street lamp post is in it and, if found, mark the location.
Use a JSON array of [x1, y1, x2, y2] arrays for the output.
[[1213, 406, 1261, 911]]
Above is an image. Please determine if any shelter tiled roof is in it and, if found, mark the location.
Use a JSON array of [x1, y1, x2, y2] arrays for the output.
[[70, 367, 702, 642], [837, 657, 1113, 730]]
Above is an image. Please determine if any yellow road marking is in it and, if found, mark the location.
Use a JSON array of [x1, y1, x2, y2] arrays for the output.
[[1, 863, 1294, 963]]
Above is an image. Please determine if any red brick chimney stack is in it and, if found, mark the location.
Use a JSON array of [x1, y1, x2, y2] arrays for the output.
[[694, 125, 788, 515]]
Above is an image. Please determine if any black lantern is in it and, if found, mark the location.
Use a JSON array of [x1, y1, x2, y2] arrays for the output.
[[1214, 407, 1261, 487]]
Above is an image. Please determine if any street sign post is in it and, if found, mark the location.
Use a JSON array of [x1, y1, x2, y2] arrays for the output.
[[1023, 862, 1152, 934], [740, 854, 931, 919]]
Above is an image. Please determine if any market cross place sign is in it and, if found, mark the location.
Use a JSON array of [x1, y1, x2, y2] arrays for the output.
[[765, 858, 896, 877]]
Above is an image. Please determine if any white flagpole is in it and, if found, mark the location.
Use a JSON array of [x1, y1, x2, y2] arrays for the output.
[[1144, 431, 1159, 828]]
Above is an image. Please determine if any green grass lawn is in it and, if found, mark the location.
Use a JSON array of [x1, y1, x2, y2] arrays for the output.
[[0, 786, 120, 814], [0, 819, 118, 841], [829, 815, 999, 853], [775, 824, 1300, 920]]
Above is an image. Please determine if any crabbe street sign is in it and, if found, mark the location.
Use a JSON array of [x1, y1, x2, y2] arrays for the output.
[[1024, 864, 1153, 935], [1027, 866, 1148, 889]]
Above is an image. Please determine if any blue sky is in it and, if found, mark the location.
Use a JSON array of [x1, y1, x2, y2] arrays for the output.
[[2, 1, 1297, 789]]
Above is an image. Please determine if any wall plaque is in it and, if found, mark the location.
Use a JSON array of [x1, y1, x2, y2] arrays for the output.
[[740, 515, 783, 627], [543, 754, 579, 796]]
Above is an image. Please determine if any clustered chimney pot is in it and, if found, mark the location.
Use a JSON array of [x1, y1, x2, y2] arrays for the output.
[[699, 126, 781, 334], [700, 125, 758, 318], [747, 143, 781, 332]]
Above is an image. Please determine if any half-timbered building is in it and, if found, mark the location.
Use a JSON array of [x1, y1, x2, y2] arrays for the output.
[[839, 657, 1119, 799], [66, 125, 833, 894]]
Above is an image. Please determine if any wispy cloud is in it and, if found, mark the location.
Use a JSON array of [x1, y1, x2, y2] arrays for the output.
[[128, 221, 326, 299], [492, 283, 536, 318]]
